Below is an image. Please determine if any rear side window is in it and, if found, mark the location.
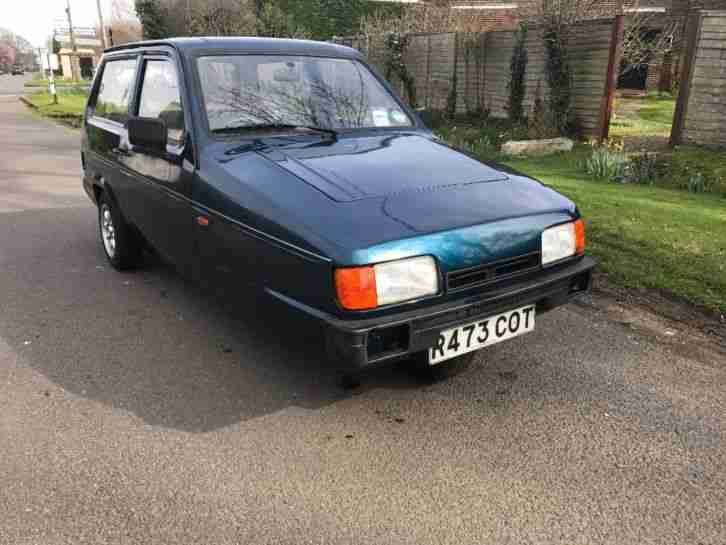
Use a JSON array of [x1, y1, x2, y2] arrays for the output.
[[94, 59, 137, 124], [138, 60, 185, 146]]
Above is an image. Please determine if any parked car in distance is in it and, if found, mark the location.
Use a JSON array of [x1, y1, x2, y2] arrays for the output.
[[11, 64, 24, 75], [81, 38, 595, 383]]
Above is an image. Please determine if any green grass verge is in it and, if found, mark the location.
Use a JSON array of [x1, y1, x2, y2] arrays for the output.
[[24, 89, 88, 127], [610, 95, 676, 138], [503, 149, 726, 314], [24, 79, 89, 89]]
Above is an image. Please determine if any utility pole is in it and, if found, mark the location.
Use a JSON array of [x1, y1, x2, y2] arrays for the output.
[[65, 0, 79, 81], [96, 0, 108, 49], [46, 47, 58, 104]]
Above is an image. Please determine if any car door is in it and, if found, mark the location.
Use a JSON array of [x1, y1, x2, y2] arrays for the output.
[[191, 55, 269, 296], [84, 55, 139, 218], [123, 54, 194, 274]]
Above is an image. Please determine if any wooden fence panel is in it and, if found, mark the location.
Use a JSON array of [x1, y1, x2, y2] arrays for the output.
[[569, 18, 621, 136], [481, 30, 517, 118], [522, 27, 548, 116], [427, 33, 457, 111], [673, 10, 726, 148], [333, 20, 617, 137]]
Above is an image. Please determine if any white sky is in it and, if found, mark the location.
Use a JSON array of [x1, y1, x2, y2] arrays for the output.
[[4, 0, 126, 48]]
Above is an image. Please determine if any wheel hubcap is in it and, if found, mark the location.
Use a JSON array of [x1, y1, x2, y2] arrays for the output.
[[100, 204, 116, 258]]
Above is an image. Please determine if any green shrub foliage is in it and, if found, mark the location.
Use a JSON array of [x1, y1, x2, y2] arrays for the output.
[[507, 23, 528, 124], [582, 142, 627, 181], [544, 28, 573, 136], [621, 153, 660, 186], [135, 0, 169, 40], [384, 33, 417, 109], [272, 0, 403, 40]]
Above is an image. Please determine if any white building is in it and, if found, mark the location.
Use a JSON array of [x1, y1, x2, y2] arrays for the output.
[[54, 27, 103, 79]]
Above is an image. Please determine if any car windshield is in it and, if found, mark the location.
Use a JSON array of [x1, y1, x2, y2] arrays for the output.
[[197, 55, 413, 133]]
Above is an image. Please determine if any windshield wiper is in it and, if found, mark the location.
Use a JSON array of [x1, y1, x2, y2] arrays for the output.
[[213, 123, 338, 138]]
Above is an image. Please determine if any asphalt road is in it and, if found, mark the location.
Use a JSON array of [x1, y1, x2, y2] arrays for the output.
[[1, 89, 725, 545], [0, 73, 33, 96]]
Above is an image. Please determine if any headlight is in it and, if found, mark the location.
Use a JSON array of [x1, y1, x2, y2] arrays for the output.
[[541, 219, 585, 266], [335, 256, 439, 310]]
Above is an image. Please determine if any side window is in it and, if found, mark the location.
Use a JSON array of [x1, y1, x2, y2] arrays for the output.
[[94, 59, 137, 124], [138, 60, 185, 146]]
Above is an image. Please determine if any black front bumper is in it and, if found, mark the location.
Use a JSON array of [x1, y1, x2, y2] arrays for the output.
[[270, 256, 595, 369]]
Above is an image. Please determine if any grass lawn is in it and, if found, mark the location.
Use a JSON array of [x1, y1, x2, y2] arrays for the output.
[[503, 149, 726, 314], [610, 94, 676, 139], [25, 89, 88, 127], [663, 146, 726, 195], [24, 78, 89, 88]]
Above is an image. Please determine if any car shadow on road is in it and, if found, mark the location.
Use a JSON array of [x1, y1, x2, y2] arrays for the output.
[[4, 206, 720, 449], [0, 206, 430, 432]]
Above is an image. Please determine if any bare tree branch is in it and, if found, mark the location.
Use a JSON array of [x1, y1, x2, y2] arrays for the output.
[[621, 12, 683, 76]]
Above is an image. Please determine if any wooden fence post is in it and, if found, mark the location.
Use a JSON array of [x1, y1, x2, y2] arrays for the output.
[[598, 14, 625, 142], [670, 11, 703, 148]]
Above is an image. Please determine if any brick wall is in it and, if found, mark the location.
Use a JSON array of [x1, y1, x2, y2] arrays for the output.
[[679, 10, 726, 147], [671, 0, 726, 15], [418, 0, 657, 21]]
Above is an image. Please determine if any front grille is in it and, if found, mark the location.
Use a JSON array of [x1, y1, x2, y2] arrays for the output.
[[447, 252, 541, 292]]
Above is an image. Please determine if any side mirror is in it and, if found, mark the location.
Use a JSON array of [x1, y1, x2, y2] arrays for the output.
[[415, 107, 434, 127], [127, 117, 167, 152]]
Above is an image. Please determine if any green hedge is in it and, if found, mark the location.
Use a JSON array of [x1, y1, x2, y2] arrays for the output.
[[272, 0, 403, 40]]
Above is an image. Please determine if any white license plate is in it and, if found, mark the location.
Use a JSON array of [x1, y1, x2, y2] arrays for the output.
[[429, 305, 536, 365]]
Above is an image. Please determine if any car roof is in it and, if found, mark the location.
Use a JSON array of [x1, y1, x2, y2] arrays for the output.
[[104, 37, 362, 60]]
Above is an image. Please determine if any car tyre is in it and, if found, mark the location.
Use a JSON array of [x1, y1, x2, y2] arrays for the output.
[[98, 193, 142, 270], [408, 351, 476, 382], [338, 371, 362, 390]]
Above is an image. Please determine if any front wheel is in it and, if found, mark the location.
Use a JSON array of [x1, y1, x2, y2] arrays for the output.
[[98, 193, 142, 270]]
